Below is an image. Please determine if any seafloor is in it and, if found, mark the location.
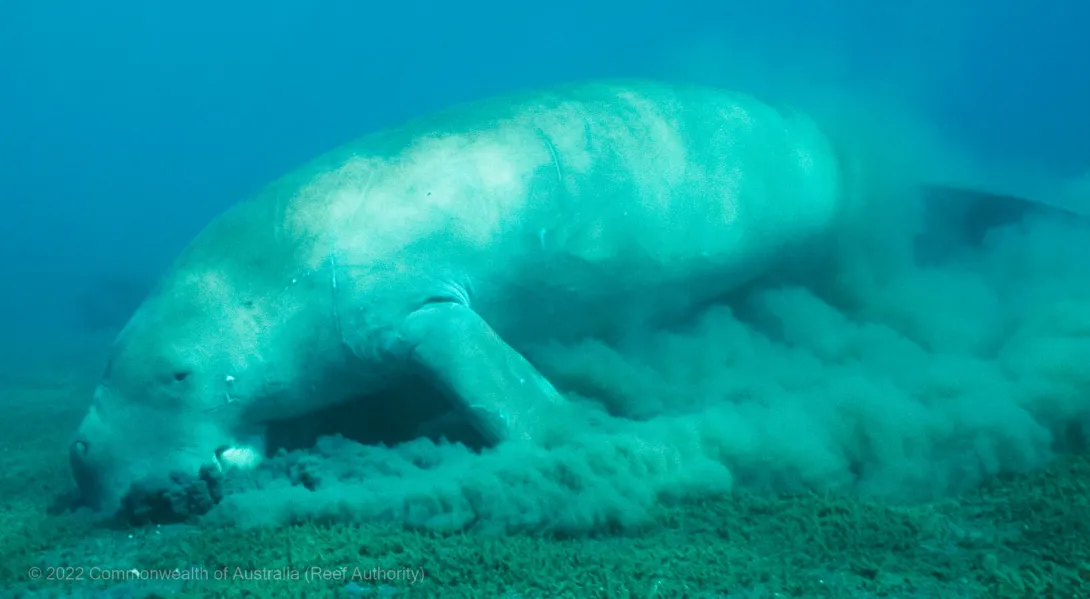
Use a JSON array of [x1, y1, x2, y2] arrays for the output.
[[2, 341, 1087, 599]]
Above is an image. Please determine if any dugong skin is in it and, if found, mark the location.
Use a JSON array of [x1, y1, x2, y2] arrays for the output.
[[69, 79, 848, 512]]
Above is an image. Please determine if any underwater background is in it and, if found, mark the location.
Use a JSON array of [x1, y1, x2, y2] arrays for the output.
[[2, 0, 1090, 597]]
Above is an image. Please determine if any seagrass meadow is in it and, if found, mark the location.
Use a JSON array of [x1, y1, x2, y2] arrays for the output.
[[0, 341, 1087, 599]]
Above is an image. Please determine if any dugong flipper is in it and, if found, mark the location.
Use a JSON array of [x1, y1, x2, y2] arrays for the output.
[[399, 302, 568, 444], [69, 79, 854, 513]]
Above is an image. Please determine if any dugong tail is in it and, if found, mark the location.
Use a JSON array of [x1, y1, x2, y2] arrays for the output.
[[791, 88, 1090, 268], [914, 184, 1088, 264]]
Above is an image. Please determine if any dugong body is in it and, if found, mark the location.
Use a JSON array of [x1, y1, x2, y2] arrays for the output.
[[70, 80, 849, 511]]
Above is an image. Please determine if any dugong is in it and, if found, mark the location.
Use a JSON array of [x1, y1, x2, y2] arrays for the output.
[[68, 79, 865, 512]]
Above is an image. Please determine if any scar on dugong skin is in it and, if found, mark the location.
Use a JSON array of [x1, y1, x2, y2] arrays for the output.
[[67, 78, 1001, 514]]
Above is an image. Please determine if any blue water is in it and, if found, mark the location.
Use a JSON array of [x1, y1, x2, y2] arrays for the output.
[[2, 0, 1088, 343]]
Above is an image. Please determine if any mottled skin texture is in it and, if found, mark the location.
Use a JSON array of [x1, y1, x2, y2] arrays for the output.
[[70, 80, 847, 512]]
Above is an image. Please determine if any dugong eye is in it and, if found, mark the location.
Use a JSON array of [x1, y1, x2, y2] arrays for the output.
[[173, 371, 191, 382]]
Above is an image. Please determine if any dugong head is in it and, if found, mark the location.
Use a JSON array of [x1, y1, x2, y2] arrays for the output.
[[68, 241, 333, 512], [69, 273, 248, 512]]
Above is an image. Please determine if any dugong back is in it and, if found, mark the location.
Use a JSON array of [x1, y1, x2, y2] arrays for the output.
[[360, 81, 850, 332]]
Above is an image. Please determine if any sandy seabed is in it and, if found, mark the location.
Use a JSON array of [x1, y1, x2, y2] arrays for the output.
[[0, 338, 1087, 599]]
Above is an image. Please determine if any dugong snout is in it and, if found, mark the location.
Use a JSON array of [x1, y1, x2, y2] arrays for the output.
[[68, 391, 256, 514], [68, 406, 215, 512], [69, 439, 105, 508], [69, 415, 120, 511]]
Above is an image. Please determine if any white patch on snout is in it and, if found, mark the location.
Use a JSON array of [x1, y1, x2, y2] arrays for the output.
[[214, 445, 262, 472], [215, 446, 261, 471]]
